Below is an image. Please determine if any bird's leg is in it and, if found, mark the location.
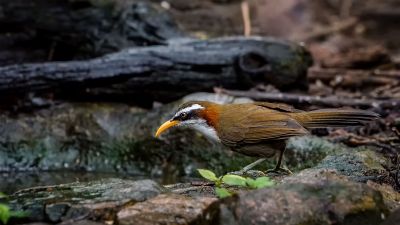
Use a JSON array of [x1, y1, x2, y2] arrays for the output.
[[240, 158, 267, 173], [266, 148, 292, 175], [228, 158, 267, 177], [274, 149, 284, 170]]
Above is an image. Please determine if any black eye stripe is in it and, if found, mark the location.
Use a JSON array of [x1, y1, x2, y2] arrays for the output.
[[174, 111, 195, 121]]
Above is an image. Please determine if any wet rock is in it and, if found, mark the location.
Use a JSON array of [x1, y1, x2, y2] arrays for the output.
[[282, 168, 399, 214], [285, 136, 391, 185], [315, 148, 390, 183], [0, 93, 257, 185], [10, 178, 166, 223], [117, 194, 218, 225], [165, 182, 216, 198], [220, 169, 390, 225], [60, 221, 107, 225], [18, 223, 52, 225], [8, 169, 398, 225], [285, 136, 345, 171]]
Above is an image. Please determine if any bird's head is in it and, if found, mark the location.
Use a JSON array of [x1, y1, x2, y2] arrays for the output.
[[155, 101, 221, 141]]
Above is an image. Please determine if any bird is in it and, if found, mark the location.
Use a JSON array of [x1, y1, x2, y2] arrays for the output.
[[155, 101, 378, 174]]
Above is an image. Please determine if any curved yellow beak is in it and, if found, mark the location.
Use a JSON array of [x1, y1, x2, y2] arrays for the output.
[[155, 120, 179, 137]]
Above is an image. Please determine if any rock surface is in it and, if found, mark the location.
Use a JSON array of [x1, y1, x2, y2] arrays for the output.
[[219, 169, 389, 225], [285, 136, 345, 171], [285, 136, 392, 184], [10, 178, 166, 223], [316, 148, 390, 182], [3, 94, 399, 225], [117, 194, 218, 225], [10, 169, 399, 225], [0, 93, 257, 185]]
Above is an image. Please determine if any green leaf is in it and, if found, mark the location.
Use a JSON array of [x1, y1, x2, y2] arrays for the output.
[[215, 187, 232, 198], [197, 169, 218, 182], [254, 177, 275, 189], [222, 174, 247, 187], [0, 204, 10, 224], [245, 177, 257, 189]]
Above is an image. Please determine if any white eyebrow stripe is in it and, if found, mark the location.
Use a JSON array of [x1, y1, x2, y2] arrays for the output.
[[175, 104, 204, 117]]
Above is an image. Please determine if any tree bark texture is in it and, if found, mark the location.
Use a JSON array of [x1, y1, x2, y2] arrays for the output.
[[0, 37, 312, 105]]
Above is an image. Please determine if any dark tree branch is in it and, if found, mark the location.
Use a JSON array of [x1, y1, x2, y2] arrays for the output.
[[218, 88, 400, 109]]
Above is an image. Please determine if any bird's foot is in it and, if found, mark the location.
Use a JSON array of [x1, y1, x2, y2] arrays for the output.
[[265, 167, 292, 176], [229, 169, 266, 178]]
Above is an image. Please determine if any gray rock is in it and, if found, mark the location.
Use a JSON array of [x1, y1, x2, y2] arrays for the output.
[[60, 221, 107, 225], [315, 148, 390, 183], [18, 223, 52, 225], [9, 170, 397, 225], [220, 169, 390, 225], [0, 93, 258, 192], [117, 194, 218, 225], [285, 136, 346, 171], [165, 182, 216, 198], [10, 178, 166, 222], [285, 136, 391, 185]]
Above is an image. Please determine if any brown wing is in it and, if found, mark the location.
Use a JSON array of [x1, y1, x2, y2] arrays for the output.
[[253, 102, 304, 113], [218, 103, 309, 147]]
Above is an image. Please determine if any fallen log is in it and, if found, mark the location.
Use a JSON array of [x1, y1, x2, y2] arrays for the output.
[[0, 0, 185, 66], [0, 37, 312, 106]]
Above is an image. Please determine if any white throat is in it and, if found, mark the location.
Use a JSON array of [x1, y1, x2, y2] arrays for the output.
[[191, 122, 221, 143]]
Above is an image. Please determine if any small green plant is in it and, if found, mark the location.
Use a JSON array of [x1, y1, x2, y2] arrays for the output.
[[197, 169, 275, 198], [0, 193, 28, 224]]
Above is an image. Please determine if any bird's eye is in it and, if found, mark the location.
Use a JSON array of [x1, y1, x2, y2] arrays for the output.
[[180, 112, 188, 120]]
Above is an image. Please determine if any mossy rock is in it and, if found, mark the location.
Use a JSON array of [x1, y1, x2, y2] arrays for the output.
[[315, 148, 390, 183], [0, 93, 258, 192], [9, 178, 166, 222], [220, 169, 390, 225], [285, 136, 346, 171]]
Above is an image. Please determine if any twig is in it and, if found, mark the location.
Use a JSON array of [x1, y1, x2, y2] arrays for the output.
[[190, 181, 215, 186], [217, 88, 400, 109], [374, 70, 400, 78], [309, 68, 400, 80], [330, 131, 398, 146], [170, 186, 210, 194], [308, 67, 399, 87], [241, 1, 251, 36]]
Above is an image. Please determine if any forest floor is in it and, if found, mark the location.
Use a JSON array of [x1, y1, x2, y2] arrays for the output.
[[155, 0, 400, 191]]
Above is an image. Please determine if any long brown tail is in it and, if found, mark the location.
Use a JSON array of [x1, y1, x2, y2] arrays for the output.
[[292, 109, 379, 128]]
